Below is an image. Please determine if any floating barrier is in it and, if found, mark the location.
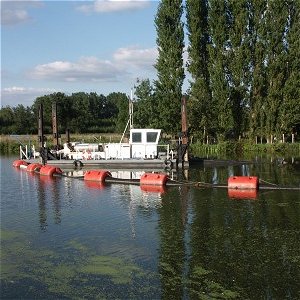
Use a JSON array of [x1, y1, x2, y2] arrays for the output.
[[40, 165, 63, 176], [140, 184, 166, 193], [12, 163, 300, 195], [84, 180, 105, 189], [228, 189, 258, 200], [13, 160, 28, 168], [84, 170, 112, 182], [228, 176, 259, 190], [140, 173, 168, 186], [26, 163, 42, 172]]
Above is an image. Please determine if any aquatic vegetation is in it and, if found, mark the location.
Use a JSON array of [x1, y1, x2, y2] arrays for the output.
[[187, 265, 241, 299], [1, 231, 150, 298], [80, 255, 144, 285]]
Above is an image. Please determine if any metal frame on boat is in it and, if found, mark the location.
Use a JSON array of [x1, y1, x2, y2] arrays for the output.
[[21, 94, 185, 170]]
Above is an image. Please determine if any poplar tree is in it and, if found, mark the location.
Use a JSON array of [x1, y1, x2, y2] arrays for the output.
[[154, 0, 185, 134], [186, 0, 213, 142], [280, 0, 300, 139], [207, 0, 233, 141], [227, 0, 252, 138], [264, 0, 290, 142], [248, 0, 268, 141]]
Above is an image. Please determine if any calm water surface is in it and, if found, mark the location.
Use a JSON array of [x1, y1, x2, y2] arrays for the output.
[[1, 156, 300, 299]]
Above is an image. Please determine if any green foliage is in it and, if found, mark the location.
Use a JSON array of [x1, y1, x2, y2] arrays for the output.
[[154, 0, 185, 134], [186, 0, 300, 143], [0, 92, 124, 135]]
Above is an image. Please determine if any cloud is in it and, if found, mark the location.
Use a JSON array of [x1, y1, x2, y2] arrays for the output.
[[1, 1, 42, 26], [114, 46, 158, 69], [28, 46, 157, 82], [77, 0, 150, 14], [1, 86, 58, 107]]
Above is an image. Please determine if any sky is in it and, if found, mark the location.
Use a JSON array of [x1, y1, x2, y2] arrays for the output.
[[1, 0, 176, 107]]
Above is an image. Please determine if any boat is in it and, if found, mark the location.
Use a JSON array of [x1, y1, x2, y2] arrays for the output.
[[20, 95, 178, 170], [22, 127, 176, 169]]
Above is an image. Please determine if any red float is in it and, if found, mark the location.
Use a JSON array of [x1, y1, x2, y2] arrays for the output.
[[26, 163, 42, 172], [228, 189, 258, 200], [84, 180, 105, 189], [228, 176, 259, 190], [140, 185, 166, 194], [13, 160, 28, 168], [40, 165, 63, 176], [84, 170, 111, 182], [140, 173, 168, 186]]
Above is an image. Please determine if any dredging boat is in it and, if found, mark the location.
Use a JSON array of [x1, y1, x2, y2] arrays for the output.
[[20, 97, 186, 170], [21, 127, 177, 169]]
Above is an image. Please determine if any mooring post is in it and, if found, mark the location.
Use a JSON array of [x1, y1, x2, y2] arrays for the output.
[[38, 103, 47, 165], [52, 102, 59, 147], [66, 129, 70, 143]]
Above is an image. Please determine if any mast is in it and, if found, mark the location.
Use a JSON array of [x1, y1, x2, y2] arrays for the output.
[[129, 88, 134, 129], [119, 89, 134, 143]]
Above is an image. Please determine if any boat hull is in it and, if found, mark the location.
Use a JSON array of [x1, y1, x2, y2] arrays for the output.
[[25, 158, 177, 170]]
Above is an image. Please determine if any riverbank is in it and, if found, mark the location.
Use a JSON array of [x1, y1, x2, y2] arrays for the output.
[[189, 141, 300, 159], [2, 134, 299, 158]]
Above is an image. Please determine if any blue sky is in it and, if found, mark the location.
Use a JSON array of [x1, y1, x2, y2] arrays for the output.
[[1, 0, 173, 107]]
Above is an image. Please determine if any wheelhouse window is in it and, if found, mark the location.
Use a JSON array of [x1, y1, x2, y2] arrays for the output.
[[132, 132, 142, 143], [146, 132, 158, 143]]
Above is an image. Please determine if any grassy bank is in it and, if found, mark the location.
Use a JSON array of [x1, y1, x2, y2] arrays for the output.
[[2, 134, 299, 158], [189, 141, 300, 159]]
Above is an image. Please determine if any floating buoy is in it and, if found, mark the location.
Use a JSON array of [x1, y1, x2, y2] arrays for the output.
[[84, 170, 111, 182], [26, 163, 42, 172], [140, 173, 168, 186], [84, 180, 105, 189], [228, 176, 259, 190], [228, 189, 258, 200], [40, 165, 63, 176], [13, 160, 28, 168], [140, 185, 166, 193]]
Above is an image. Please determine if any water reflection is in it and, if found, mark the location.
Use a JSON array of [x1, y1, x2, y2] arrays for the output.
[[37, 175, 62, 230], [2, 157, 300, 299]]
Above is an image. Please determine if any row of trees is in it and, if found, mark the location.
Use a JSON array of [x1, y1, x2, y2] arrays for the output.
[[154, 0, 299, 142], [0, 92, 130, 135], [1, 0, 299, 142]]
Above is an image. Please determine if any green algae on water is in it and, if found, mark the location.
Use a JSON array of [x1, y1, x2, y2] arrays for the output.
[[80, 255, 144, 284]]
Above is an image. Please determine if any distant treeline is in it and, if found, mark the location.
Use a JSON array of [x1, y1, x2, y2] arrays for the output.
[[0, 92, 130, 135]]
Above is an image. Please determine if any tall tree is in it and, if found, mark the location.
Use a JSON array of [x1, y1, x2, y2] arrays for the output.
[[154, 0, 185, 134], [264, 0, 290, 142], [186, 0, 213, 142], [207, 0, 233, 141], [280, 0, 300, 140], [248, 0, 268, 141], [107, 92, 129, 133], [133, 78, 158, 128], [227, 0, 252, 139]]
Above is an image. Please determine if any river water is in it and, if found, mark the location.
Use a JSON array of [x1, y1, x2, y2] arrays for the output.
[[1, 155, 300, 299]]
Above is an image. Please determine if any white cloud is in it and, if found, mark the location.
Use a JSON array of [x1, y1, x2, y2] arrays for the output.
[[77, 0, 150, 14], [28, 46, 157, 82], [1, 86, 58, 107], [1, 1, 42, 26], [114, 46, 158, 69]]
